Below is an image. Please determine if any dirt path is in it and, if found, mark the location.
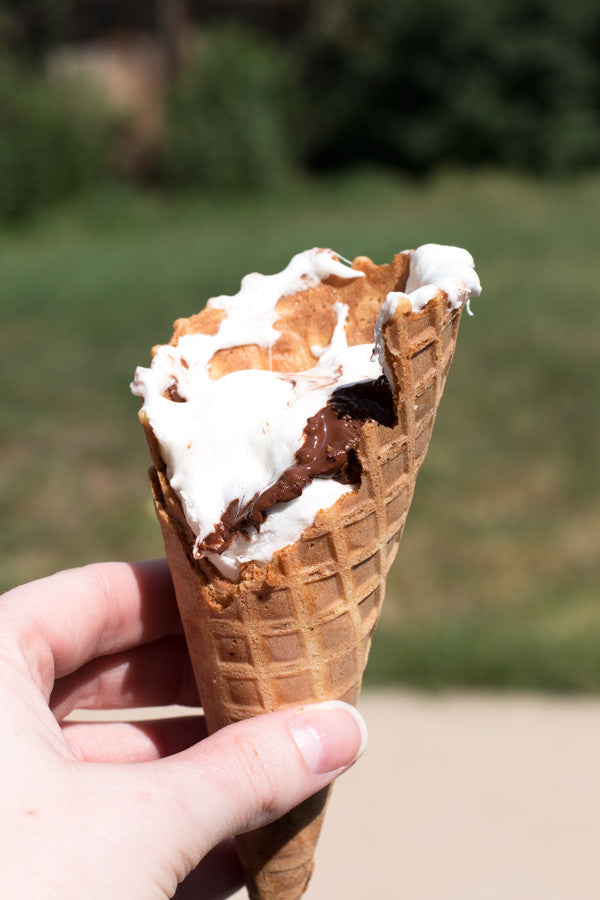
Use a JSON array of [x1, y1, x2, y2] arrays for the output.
[[71, 690, 600, 897], [233, 691, 600, 899]]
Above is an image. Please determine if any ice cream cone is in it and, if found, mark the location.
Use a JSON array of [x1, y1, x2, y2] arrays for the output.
[[135, 249, 476, 898]]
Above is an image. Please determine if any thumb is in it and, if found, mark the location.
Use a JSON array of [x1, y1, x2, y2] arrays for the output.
[[153, 700, 367, 865]]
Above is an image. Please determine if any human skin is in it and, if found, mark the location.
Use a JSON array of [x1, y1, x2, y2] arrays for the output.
[[0, 559, 367, 899]]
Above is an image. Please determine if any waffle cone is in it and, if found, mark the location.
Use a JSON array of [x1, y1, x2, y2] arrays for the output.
[[140, 252, 464, 898]]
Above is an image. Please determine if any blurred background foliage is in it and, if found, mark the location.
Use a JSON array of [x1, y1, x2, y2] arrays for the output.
[[1, 0, 599, 690], [1, 0, 600, 219], [162, 26, 299, 191], [0, 54, 113, 220]]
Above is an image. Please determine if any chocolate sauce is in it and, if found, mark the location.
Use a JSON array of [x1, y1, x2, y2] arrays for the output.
[[200, 375, 395, 554], [330, 375, 396, 427], [166, 378, 186, 402]]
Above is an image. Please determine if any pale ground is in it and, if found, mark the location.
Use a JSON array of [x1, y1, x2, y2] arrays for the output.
[[235, 691, 600, 900], [72, 691, 600, 899]]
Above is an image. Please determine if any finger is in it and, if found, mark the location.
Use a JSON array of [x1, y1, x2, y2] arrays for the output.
[[138, 701, 368, 869], [51, 635, 200, 720], [2, 560, 179, 691], [174, 839, 244, 900], [62, 716, 207, 763]]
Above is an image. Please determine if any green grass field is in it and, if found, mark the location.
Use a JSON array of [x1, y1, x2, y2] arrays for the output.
[[1, 170, 599, 689]]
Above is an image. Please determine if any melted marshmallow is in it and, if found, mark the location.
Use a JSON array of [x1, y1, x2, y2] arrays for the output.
[[374, 243, 482, 385], [132, 249, 374, 577], [132, 244, 481, 579], [383, 244, 481, 315]]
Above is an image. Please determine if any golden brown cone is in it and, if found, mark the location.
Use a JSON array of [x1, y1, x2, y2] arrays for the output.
[[140, 252, 464, 898]]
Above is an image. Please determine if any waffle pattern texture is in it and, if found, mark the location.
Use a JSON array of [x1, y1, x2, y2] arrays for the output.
[[142, 253, 464, 899]]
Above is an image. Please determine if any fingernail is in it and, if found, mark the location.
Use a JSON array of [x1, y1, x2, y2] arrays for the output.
[[289, 701, 368, 775]]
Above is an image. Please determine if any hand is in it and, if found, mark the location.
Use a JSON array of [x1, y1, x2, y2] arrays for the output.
[[0, 560, 367, 899]]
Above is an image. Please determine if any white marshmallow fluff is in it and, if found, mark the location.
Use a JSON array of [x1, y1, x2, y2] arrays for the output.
[[132, 245, 481, 578]]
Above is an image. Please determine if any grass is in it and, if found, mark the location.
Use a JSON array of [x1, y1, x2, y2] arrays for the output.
[[1, 169, 599, 689]]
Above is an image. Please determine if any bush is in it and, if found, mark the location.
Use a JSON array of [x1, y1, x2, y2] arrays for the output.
[[0, 58, 113, 221], [296, 0, 600, 175], [163, 26, 299, 191]]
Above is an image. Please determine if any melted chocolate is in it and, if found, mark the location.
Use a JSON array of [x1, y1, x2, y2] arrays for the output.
[[330, 375, 396, 427], [166, 378, 186, 403], [200, 375, 395, 554]]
